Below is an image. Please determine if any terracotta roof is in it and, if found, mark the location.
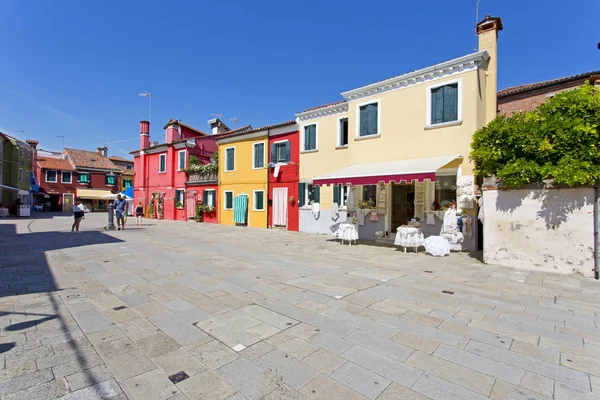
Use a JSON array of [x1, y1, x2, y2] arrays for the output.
[[38, 157, 75, 171], [63, 148, 119, 170], [498, 70, 600, 98], [163, 119, 209, 136], [215, 121, 297, 141], [301, 100, 347, 113], [109, 156, 133, 163]]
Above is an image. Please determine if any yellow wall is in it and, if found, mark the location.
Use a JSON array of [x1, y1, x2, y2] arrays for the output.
[[218, 134, 268, 228]]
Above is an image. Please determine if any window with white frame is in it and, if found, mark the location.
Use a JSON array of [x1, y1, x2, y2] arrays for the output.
[[358, 101, 379, 137], [272, 141, 290, 163], [224, 191, 234, 210], [428, 79, 461, 126], [333, 184, 349, 207], [62, 171, 72, 184], [175, 189, 185, 208], [303, 124, 317, 151], [203, 189, 216, 207], [362, 185, 377, 207], [178, 150, 186, 171], [298, 183, 319, 207], [338, 117, 349, 146], [46, 170, 57, 183], [253, 190, 265, 211], [78, 173, 90, 183], [225, 147, 235, 172], [253, 143, 264, 169], [124, 179, 132, 188], [159, 154, 166, 173]]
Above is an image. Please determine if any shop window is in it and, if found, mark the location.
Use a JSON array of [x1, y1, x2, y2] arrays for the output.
[[78, 173, 90, 183], [46, 170, 57, 183], [105, 175, 116, 185], [362, 185, 377, 208], [435, 175, 457, 207], [124, 179, 132, 188]]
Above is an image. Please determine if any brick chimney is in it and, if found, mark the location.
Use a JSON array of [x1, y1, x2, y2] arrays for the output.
[[97, 147, 108, 157], [165, 120, 181, 143], [140, 120, 150, 149], [477, 15, 503, 124], [26, 140, 39, 177]]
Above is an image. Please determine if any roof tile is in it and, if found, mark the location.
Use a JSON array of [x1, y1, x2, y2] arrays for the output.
[[63, 148, 119, 170], [38, 157, 75, 171], [498, 70, 600, 98]]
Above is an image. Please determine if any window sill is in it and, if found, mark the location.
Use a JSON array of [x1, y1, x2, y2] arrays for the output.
[[175, 207, 184, 210], [158, 171, 166, 174], [425, 120, 462, 130], [354, 134, 381, 141], [335, 145, 348, 150], [224, 170, 235, 173], [301, 149, 318, 154]]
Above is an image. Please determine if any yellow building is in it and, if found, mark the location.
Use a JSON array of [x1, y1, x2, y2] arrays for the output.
[[216, 127, 268, 228], [295, 16, 503, 251]]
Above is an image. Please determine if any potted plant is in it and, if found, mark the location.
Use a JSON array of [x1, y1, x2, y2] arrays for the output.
[[176, 201, 184, 209], [195, 203, 204, 222], [288, 196, 295, 206]]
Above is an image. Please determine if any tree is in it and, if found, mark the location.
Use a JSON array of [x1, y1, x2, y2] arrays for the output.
[[471, 85, 600, 189]]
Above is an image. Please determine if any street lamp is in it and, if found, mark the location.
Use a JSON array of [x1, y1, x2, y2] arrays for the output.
[[139, 91, 152, 127]]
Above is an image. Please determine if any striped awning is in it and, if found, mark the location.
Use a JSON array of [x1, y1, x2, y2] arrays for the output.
[[233, 195, 248, 224]]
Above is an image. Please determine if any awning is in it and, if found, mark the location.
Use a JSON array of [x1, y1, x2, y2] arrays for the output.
[[77, 189, 114, 200], [313, 155, 462, 186], [0, 184, 29, 196]]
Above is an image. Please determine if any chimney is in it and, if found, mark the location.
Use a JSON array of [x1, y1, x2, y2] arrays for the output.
[[165, 120, 180, 143], [140, 120, 150, 149], [208, 118, 226, 135], [97, 147, 108, 157], [476, 15, 503, 124]]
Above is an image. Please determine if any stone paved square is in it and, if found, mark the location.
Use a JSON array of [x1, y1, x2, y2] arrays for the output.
[[2, 213, 600, 399]]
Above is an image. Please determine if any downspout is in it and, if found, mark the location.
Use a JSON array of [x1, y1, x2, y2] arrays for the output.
[[595, 184, 599, 279]]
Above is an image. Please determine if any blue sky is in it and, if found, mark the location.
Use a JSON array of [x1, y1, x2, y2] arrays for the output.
[[0, 0, 598, 157]]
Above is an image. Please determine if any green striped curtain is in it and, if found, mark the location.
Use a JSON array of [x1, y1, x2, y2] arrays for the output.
[[233, 195, 248, 224]]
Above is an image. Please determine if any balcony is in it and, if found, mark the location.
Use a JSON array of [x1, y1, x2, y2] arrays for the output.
[[186, 170, 218, 185]]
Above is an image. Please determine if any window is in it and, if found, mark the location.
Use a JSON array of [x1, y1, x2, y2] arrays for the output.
[[430, 83, 459, 125], [303, 124, 317, 151], [358, 101, 379, 137], [124, 179, 132, 188], [362, 185, 377, 207], [105, 174, 116, 185], [338, 117, 349, 147], [253, 190, 265, 211], [203, 189, 215, 207], [62, 171, 72, 184], [27, 150, 31, 159], [225, 147, 235, 172], [435, 175, 457, 207], [333, 184, 349, 207], [298, 183, 319, 207], [78, 173, 90, 183], [46, 170, 57, 183], [18, 168, 23, 181], [19, 147, 23, 157], [175, 189, 185, 208], [159, 154, 166, 173], [126, 165, 133, 170], [272, 141, 290, 163], [253, 143, 264, 169], [178, 150, 186, 171], [224, 191, 234, 210]]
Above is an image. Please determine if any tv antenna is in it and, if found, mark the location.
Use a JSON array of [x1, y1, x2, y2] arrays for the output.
[[230, 116, 238, 126], [474, 0, 480, 51], [212, 112, 223, 118]]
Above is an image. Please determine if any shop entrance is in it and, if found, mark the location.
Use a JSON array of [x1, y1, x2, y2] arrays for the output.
[[391, 184, 415, 233]]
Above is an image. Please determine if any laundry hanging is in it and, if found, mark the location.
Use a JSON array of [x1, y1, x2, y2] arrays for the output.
[[233, 195, 248, 224]]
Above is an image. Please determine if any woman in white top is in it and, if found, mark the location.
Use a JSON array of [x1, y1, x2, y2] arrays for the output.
[[71, 198, 85, 232]]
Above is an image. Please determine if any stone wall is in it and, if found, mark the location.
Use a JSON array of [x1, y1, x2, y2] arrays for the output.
[[483, 188, 595, 276]]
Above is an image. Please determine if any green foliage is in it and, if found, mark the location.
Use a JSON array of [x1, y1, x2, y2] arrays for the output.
[[184, 152, 218, 174], [176, 201, 183, 209], [471, 85, 600, 188], [189, 155, 200, 167]]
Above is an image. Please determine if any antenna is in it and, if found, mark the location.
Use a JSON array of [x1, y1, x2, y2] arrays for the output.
[[57, 135, 65, 149], [139, 91, 151, 128], [230, 116, 238, 127], [474, 0, 480, 51], [212, 112, 223, 118]]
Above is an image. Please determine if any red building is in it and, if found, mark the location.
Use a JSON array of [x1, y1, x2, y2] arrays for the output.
[[131, 119, 225, 222], [267, 121, 300, 231], [37, 148, 122, 212]]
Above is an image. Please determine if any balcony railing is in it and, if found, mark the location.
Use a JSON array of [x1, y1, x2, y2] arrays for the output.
[[186, 171, 218, 184]]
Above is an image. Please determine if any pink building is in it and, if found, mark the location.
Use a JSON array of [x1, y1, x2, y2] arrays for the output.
[[131, 119, 226, 221]]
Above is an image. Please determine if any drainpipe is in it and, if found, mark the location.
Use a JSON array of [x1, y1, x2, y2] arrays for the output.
[[595, 185, 600, 279]]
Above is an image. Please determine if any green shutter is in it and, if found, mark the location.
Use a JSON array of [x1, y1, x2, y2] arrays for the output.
[[298, 183, 305, 207], [271, 143, 276, 162], [333, 184, 340, 205], [284, 141, 290, 162], [202, 190, 207, 205], [314, 185, 320, 203]]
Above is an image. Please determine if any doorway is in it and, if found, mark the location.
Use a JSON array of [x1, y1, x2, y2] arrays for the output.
[[63, 193, 74, 213], [391, 184, 415, 232], [272, 187, 288, 227]]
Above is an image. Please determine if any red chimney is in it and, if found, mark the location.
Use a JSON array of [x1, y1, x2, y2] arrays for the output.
[[140, 120, 150, 149]]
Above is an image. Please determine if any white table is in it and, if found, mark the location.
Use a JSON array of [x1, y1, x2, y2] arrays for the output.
[[0, 208, 7, 218], [394, 226, 425, 253], [337, 223, 359, 245]]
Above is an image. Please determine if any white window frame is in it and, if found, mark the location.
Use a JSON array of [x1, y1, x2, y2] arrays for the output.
[[252, 142, 265, 170], [204, 189, 216, 207], [300, 182, 315, 208], [301, 123, 318, 153], [355, 98, 381, 139], [273, 140, 289, 164], [341, 185, 349, 208], [159, 153, 167, 173], [46, 170, 57, 183], [78, 172, 90, 183], [225, 147, 236, 172], [426, 77, 463, 129], [224, 190, 234, 210], [253, 190, 265, 211], [61, 171, 72, 184], [337, 116, 349, 148], [175, 188, 185, 208], [177, 150, 186, 171]]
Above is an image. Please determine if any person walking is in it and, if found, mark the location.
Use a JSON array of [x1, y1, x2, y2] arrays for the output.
[[71, 198, 85, 232], [113, 194, 127, 230], [135, 201, 144, 226]]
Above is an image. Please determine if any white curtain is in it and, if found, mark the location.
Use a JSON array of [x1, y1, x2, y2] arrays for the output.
[[273, 188, 287, 226]]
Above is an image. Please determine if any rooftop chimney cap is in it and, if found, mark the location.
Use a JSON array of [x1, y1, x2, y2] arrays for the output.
[[476, 15, 503, 34]]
